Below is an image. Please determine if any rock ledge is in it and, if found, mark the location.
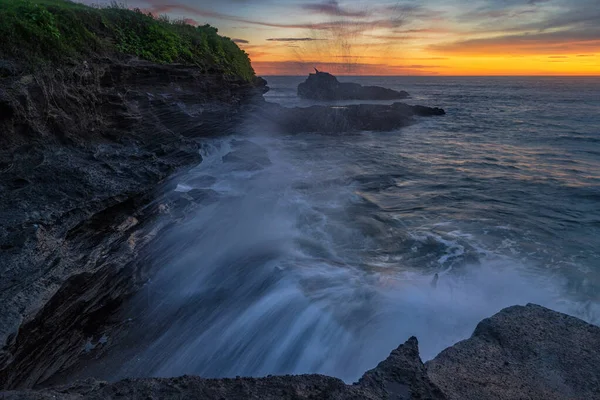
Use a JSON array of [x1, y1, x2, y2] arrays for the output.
[[2, 304, 598, 400]]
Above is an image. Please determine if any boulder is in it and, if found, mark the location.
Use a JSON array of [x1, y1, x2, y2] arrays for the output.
[[297, 70, 409, 101], [426, 304, 600, 400], [257, 102, 445, 133], [357, 337, 448, 399]]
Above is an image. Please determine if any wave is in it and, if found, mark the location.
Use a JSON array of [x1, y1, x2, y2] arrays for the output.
[[72, 133, 599, 385]]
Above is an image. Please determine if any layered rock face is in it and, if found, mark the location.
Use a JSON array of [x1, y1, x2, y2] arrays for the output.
[[297, 71, 410, 100], [2, 305, 598, 399], [0, 59, 266, 388]]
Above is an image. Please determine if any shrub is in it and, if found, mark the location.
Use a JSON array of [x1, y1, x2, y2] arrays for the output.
[[0, 0, 255, 81]]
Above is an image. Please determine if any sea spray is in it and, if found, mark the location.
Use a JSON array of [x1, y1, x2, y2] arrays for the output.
[[80, 127, 599, 383]]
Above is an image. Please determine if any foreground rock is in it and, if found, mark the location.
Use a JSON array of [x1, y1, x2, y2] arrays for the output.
[[258, 102, 445, 133], [427, 304, 600, 400], [1, 338, 445, 399], [2, 305, 598, 399], [297, 70, 409, 100]]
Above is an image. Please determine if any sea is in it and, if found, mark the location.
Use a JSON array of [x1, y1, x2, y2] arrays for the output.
[[77, 76, 600, 383]]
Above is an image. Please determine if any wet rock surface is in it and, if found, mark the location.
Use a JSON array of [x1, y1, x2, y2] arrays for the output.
[[426, 303, 600, 400], [0, 338, 443, 399], [257, 102, 445, 133], [0, 59, 266, 388], [221, 139, 272, 170], [2, 305, 598, 399], [297, 70, 410, 101]]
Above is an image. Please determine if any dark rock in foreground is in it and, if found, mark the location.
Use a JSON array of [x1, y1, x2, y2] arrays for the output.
[[0, 338, 444, 399], [0, 59, 266, 388], [358, 336, 447, 399], [258, 102, 445, 133], [2, 305, 599, 399], [427, 304, 600, 400], [297, 70, 409, 101]]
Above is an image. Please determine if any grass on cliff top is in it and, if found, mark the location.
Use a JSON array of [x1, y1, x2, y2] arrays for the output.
[[0, 0, 255, 81]]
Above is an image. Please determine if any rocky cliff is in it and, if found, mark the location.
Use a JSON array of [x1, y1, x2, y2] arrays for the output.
[[0, 58, 267, 388], [2, 305, 598, 399]]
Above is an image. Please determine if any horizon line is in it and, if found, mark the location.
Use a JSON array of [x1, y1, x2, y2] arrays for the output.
[[259, 74, 600, 77]]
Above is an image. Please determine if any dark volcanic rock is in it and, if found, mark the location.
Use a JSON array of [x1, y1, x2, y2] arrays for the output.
[[0, 59, 266, 389], [297, 71, 409, 100], [426, 304, 600, 400], [257, 102, 445, 133], [0, 338, 442, 399], [358, 337, 447, 399], [1, 304, 598, 399]]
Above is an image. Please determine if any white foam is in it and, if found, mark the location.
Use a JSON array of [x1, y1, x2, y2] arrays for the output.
[[99, 131, 599, 385]]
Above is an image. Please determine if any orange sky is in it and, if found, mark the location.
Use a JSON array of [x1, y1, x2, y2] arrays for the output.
[[85, 0, 600, 76]]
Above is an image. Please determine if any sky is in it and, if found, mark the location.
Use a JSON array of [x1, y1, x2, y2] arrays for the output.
[[87, 0, 600, 76]]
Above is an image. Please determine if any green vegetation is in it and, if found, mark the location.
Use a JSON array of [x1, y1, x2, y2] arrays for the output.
[[0, 0, 255, 80]]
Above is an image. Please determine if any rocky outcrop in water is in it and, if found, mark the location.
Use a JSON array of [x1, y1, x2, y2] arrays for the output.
[[2, 305, 598, 399], [258, 102, 445, 133], [297, 70, 410, 100]]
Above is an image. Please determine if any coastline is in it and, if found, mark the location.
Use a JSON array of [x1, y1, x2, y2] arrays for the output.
[[0, 4, 598, 397]]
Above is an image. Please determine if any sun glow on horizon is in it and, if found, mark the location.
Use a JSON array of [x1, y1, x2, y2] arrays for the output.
[[82, 0, 600, 76]]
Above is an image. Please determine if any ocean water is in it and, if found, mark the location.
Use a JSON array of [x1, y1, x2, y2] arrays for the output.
[[83, 76, 600, 383]]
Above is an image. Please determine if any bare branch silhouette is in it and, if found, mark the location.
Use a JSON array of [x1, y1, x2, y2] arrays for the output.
[[291, 1, 410, 75]]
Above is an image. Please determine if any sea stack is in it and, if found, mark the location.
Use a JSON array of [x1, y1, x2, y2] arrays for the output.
[[297, 70, 410, 101]]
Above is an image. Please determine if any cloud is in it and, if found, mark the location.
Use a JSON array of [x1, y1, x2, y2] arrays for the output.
[[252, 61, 442, 76], [80, 0, 598, 75], [392, 28, 452, 34], [381, 3, 445, 21], [410, 57, 449, 60], [430, 27, 600, 55], [472, 0, 600, 33], [182, 18, 199, 25], [266, 37, 325, 42], [138, 0, 372, 31], [300, 0, 368, 18]]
